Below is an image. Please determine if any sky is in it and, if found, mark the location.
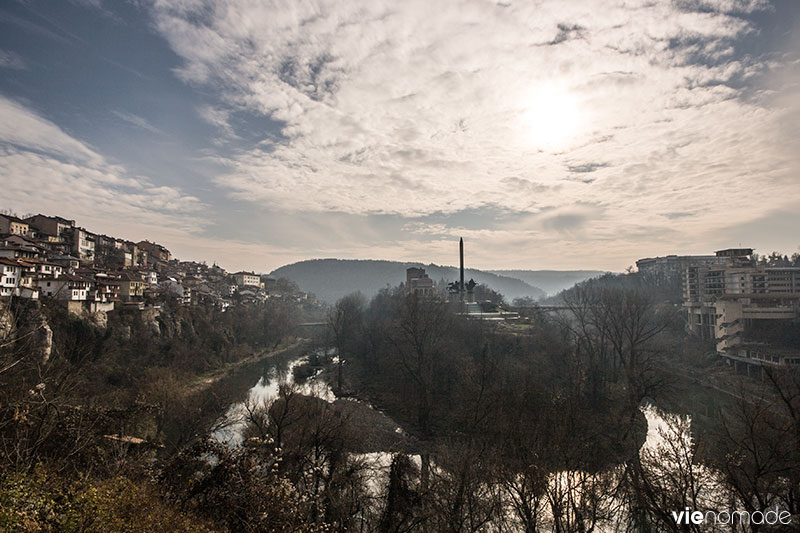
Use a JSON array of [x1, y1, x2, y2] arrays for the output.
[[1, 0, 798, 273]]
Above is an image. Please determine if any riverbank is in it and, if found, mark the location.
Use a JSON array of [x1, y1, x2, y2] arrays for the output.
[[186, 338, 309, 395]]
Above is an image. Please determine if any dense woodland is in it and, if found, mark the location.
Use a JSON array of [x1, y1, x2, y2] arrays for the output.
[[1, 271, 799, 531]]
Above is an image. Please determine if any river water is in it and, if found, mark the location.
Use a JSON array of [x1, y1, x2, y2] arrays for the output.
[[212, 354, 335, 446], [214, 354, 728, 530]]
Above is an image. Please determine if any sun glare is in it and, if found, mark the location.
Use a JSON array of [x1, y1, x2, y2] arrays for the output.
[[518, 85, 582, 151]]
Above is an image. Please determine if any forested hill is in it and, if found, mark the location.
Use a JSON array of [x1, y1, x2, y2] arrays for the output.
[[270, 259, 547, 304], [490, 269, 607, 296]]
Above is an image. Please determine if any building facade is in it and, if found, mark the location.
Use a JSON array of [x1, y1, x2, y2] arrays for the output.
[[233, 271, 260, 287], [37, 274, 92, 301], [0, 214, 30, 236], [0, 258, 22, 298], [405, 267, 435, 297], [682, 249, 800, 366]]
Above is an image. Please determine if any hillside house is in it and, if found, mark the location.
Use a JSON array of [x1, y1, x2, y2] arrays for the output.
[[233, 271, 260, 288], [0, 214, 30, 236], [38, 274, 92, 301], [117, 272, 146, 301], [0, 258, 22, 298]]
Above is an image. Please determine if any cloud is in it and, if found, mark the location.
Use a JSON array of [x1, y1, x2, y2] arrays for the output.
[[567, 162, 608, 174], [147, 0, 796, 233], [673, 0, 772, 15], [0, 11, 75, 46], [110, 110, 164, 135], [0, 95, 205, 238], [0, 96, 105, 165], [0, 50, 26, 70], [5, 0, 792, 272], [663, 212, 694, 220], [197, 105, 238, 141], [0, 95, 310, 273]]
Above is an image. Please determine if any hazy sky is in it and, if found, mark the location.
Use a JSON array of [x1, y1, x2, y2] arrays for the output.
[[1, 0, 798, 273]]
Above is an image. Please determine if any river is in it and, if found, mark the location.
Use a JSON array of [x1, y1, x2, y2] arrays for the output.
[[212, 352, 739, 531]]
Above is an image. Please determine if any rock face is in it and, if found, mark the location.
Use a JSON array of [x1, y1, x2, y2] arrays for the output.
[[0, 302, 52, 365], [90, 311, 108, 329], [141, 307, 162, 337], [0, 301, 12, 340], [35, 315, 53, 365]]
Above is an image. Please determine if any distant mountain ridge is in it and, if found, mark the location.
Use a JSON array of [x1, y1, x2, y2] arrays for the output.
[[270, 259, 548, 304], [490, 269, 607, 296]]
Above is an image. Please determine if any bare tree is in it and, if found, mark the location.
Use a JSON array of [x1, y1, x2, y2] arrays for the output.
[[560, 285, 670, 410], [328, 293, 366, 393], [713, 371, 800, 530], [389, 293, 451, 437]]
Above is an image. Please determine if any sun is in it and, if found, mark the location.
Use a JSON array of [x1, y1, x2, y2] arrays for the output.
[[517, 84, 582, 152]]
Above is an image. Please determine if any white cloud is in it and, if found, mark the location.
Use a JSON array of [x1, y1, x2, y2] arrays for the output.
[[0, 95, 206, 241], [197, 104, 238, 141], [0, 96, 105, 166], [5, 1, 792, 272], [110, 110, 164, 135], [149, 0, 796, 236]]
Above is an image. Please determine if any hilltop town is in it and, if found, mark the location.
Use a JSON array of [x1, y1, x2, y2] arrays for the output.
[[0, 211, 313, 314]]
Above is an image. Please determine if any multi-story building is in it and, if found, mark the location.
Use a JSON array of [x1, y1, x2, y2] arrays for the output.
[[2, 234, 48, 251], [143, 271, 158, 286], [93, 274, 121, 303], [406, 267, 435, 297], [37, 274, 92, 301], [70, 227, 96, 263], [48, 254, 81, 271], [136, 240, 171, 267], [25, 214, 75, 240], [233, 271, 261, 288], [0, 258, 23, 298], [683, 248, 800, 367], [116, 272, 146, 301], [0, 214, 31, 236], [31, 261, 63, 279], [94, 235, 128, 268], [637, 254, 725, 279], [0, 244, 41, 261]]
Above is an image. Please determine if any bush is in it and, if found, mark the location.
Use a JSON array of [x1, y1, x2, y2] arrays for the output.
[[0, 467, 214, 532]]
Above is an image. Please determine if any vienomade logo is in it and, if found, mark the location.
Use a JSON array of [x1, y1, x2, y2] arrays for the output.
[[671, 506, 793, 527]]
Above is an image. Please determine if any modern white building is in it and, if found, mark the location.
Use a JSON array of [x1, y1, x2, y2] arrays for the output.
[[683, 249, 800, 367], [233, 271, 260, 288]]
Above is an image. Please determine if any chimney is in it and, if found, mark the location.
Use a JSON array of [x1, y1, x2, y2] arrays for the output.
[[459, 237, 464, 301]]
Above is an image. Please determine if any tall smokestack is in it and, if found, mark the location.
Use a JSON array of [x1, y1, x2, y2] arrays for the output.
[[459, 237, 464, 301]]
